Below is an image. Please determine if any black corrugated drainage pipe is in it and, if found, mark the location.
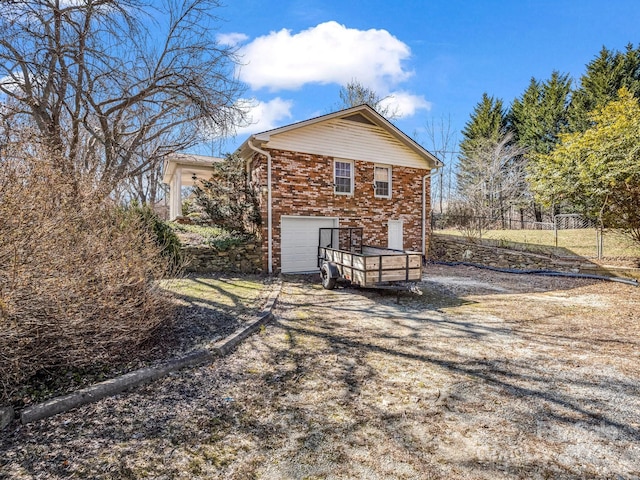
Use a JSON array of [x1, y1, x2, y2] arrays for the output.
[[430, 261, 639, 287]]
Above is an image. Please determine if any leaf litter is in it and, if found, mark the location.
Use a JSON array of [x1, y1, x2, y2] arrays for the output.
[[1, 265, 639, 479]]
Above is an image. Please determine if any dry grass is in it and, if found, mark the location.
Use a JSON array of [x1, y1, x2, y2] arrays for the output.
[[438, 228, 640, 259], [6, 275, 272, 410], [164, 276, 266, 310], [2, 267, 638, 479]]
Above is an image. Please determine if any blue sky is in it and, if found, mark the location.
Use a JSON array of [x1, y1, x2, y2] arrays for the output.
[[210, 0, 640, 157]]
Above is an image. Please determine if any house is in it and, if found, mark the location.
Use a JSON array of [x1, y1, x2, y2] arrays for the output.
[[164, 104, 442, 274], [238, 104, 442, 274], [162, 153, 227, 220]]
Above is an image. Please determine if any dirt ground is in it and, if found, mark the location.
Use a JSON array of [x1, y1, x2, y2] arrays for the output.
[[1, 265, 639, 479]]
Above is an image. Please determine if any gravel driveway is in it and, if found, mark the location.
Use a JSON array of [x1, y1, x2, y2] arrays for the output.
[[1, 265, 639, 479]]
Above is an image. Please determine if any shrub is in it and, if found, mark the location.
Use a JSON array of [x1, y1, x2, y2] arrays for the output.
[[207, 231, 255, 251], [170, 223, 255, 250], [120, 202, 183, 270], [445, 201, 485, 241], [0, 149, 175, 404], [170, 222, 225, 239], [193, 154, 261, 234]]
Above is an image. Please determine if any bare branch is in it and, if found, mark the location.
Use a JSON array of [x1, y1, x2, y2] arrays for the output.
[[0, 0, 245, 193], [454, 131, 529, 236], [336, 79, 400, 120]]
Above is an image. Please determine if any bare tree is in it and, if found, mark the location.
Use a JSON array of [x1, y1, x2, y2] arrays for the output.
[[422, 116, 458, 214], [454, 131, 528, 237], [120, 155, 165, 207], [0, 0, 245, 193], [336, 79, 399, 120]]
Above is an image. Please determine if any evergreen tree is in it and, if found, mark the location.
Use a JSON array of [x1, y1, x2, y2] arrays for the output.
[[530, 88, 640, 244], [510, 72, 572, 155], [194, 154, 261, 235], [509, 72, 572, 220], [539, 72, 573, 148], [569, 44, 640, 131], [457, 93, 507, 196], [510, 78, 542, 150]]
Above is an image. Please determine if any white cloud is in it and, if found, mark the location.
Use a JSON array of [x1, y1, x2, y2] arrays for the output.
[[237, 21, 413, 92], [234, 97, 294, 137], [0, 72, 26, 96], [216, 32, 249, 47], [380, 91, 432, 118]]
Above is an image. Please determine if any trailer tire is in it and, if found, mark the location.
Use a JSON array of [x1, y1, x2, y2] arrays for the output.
[[320, 263, 337, 290]]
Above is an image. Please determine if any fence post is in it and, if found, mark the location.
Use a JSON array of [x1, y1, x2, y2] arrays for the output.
[[596, 228, 603, 259]]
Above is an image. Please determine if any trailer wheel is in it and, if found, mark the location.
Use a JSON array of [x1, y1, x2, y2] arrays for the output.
[[320, 263, 337, 290]]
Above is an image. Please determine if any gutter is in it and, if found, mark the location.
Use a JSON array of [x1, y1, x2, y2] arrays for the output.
[[422, 167, 440, 258], [247, 139, 273, 274]]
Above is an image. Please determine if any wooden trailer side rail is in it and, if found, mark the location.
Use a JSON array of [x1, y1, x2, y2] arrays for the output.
[[318, 245, 422, 287]]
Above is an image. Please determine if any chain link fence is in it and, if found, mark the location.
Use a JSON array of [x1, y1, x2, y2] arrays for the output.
[[431, 213, 637, 259], [431, 213, 554, 232], [552, 214, 600, 258]]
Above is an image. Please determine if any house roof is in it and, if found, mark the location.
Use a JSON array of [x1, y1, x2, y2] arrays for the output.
[[162, 153, 224, 186], [236, 104, 443, 169]]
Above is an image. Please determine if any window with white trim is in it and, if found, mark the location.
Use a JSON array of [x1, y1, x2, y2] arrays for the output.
[[374, 165, 391, 198], [334, 160, 354, 194]]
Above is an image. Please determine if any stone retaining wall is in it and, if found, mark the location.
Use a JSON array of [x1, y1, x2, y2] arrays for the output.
[[429, 234, 583, 272], [181, 241, 263, 273]]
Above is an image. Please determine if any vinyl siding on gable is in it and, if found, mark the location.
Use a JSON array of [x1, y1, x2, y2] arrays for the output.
[[262, 118, 430, 169]]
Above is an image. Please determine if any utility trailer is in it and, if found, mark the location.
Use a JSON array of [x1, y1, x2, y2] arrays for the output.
[[317, 227, 423, 295]]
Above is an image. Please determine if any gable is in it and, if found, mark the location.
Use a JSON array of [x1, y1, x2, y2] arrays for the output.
[[341, 112, 376, 125], [261, 117, 433, 170]]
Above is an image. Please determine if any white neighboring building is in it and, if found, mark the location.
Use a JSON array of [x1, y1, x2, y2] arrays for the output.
[[162, 153, 223, 220]]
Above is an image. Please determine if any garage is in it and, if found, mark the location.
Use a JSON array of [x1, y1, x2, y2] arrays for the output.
[[280, 216, 338, 273]]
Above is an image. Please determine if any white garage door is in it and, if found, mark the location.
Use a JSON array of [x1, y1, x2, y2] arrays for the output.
[[281, 216, 338, 273]]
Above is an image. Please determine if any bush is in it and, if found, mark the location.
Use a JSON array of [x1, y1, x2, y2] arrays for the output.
[[120, 202, 183, 270], [170, 223, 255, 250], [207, 231, 255, 251], [0, 150, 175, 404], [193, 154, 261, 234]]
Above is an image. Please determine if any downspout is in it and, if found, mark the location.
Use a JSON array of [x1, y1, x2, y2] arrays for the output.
[[422, 167, 440, 259], [247, 139, 273, 274]]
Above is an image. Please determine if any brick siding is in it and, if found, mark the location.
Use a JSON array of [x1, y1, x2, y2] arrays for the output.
[[250, 149, 432, 272]]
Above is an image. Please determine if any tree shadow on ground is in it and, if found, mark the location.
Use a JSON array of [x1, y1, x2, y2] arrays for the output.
[[2, 272, 638, 479]]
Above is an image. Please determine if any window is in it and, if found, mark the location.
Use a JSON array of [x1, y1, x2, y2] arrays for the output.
[[334, 160, 354, 194], [374, 165, 391, 198]]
